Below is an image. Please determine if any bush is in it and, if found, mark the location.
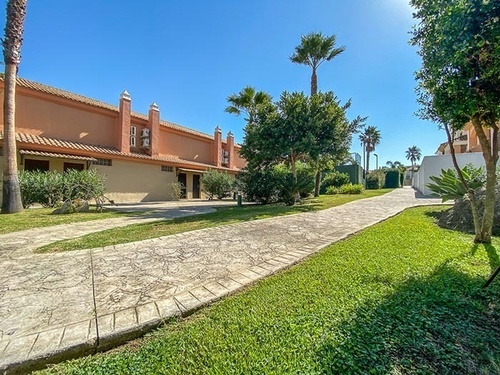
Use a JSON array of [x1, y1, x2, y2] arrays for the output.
[[201, 170, 233, 200], [169, 182, 184, 200], [366, 170, 386, 189], [385, 170, 401, 188], [18, 169, 106, 209], [320, 171, 350, 194], [326, 184, 364, 195], [238, 163, 314, 205], [62, 169, 106, 202], [426, 164, 486, 202]]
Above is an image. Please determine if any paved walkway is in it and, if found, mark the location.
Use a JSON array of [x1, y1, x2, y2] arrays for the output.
[[0, 188, 441, 373]]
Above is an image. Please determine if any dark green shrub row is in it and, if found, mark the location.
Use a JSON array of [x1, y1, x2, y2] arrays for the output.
[[366, 169, 402, 189], [19, 169, 106, 208], [326, 184, 364, 195], [320, 171, 350, 194]]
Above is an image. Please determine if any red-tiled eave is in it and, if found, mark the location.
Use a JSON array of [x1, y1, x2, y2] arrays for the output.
[[0, 131, 239, 172]]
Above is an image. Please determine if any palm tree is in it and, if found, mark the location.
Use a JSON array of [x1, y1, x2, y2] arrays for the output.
[[405, 146, 422, 177], [386, 160, 402, 169], [359, 126, 381, 173], [290, 32, 345, 95], [1, 0, 27, 214], [225, 86, 272, 124]]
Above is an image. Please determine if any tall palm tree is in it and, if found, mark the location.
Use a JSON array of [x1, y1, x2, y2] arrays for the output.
[[290, 32, 345, 95], [405, 146, 422, 177], [359, 126, 381, 173], [225, 86, 272, 124], [1, 0, 27, 214]]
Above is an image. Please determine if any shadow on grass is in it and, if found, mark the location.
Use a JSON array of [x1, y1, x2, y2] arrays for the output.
[[471, 244, 500, 274], [316, 264, 500, 374]]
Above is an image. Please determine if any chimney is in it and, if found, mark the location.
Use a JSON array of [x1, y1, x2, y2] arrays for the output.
[[147, 102, 160, 157], [213, 126, 222, 167], [227, 131, 235, 169], [117, 90, 131, 152]]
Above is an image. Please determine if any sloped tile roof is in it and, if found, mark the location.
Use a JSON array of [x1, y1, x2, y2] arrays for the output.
[[0, 75, 215, 141], [0, 131, 236, 171], [19, 149, 97, 161]]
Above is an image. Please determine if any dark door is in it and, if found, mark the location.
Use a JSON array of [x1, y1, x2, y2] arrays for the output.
[[193, 174, 200, 199], [24, 159, 50, 171], [177, 173, 187, 198]]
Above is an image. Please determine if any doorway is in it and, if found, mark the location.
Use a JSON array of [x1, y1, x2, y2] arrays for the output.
[[193, 174, 201, 199], [177, 173, 187, 198]]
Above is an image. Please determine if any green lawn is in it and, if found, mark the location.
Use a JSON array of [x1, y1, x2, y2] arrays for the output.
[[40, 206, 500, 374], [38, 189, 392, 253], [0, 207, 137, 235]]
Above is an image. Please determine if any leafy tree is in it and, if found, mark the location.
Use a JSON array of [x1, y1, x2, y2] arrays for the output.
[[410, 0, 500, 243], [290, 32, 345, 95], [359, 125, 381, 174], [1, 0, 27, 214], [240, 91, 352, 204], [200, 170, 233, 200], [405, 146, 422, 177], [225, 86, 272, 124]]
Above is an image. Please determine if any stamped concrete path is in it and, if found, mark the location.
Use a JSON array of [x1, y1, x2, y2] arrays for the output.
[[0, 188, 441, 373]]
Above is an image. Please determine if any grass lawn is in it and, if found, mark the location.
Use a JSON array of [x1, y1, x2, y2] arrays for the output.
[[0, 207, 137, 235], [40, 206, 500, 375], [38, 189, 393, 253]]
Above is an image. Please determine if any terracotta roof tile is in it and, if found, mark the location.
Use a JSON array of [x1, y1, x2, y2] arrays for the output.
[[0, 131, 237, 172], [0, 75, 215, 141]]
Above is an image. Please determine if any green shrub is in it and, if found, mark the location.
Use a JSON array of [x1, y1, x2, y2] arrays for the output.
[[201, 170, 233, 199], [326, 184, 364, 195], [320, 171, 350, 194], [169, 182, 184, 200], [62, 169, 106, 202], [366, 170, 386, 189], [385, 170, 401, 188], [426, 164, 486, 201], [18, 169, 106, 209]]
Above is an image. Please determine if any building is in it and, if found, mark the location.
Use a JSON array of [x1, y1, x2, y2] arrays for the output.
[[414, 121, 498, 195], [0, 76, 246, 202], [435, 122, 497, 155]]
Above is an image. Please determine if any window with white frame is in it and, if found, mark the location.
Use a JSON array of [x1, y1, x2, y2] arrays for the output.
[[161, 165, 174, 172]]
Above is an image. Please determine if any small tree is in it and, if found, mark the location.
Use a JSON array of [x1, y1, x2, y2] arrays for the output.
[[410, 0, 500, 243], [201, 170, 233, 200]]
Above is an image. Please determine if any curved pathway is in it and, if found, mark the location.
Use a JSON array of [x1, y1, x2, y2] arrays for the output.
[[0, 188, 441, 373]]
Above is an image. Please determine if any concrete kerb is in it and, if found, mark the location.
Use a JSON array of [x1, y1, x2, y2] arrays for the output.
[[0, 189, 444, 373]]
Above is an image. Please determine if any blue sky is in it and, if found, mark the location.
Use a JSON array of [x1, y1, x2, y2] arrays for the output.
[[2, 0, 443, 169]]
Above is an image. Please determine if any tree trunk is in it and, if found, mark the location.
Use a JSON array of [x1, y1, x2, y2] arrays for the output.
[[310, 67, 317, 96], [1, 62, 23, 213], [365, 149, 370, 175], [291, 154, 300, 203], [444, 123, 481, 238], [314, 167, 321, 197], [471, 114, 499, 244]]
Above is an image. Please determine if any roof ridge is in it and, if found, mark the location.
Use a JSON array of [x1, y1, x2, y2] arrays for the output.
[[0, 74, 215, 141]]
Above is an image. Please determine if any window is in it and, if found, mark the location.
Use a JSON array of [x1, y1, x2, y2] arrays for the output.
[[130, 126, 137, 136], [64, 162, 85, 171], [24, 159, 50, 171], [92, 158, 112, 166], [161, 165, 173, 172], [130, 135, 136, 147]]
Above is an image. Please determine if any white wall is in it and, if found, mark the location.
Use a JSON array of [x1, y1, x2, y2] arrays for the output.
[[412, 153, 485, 196]]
